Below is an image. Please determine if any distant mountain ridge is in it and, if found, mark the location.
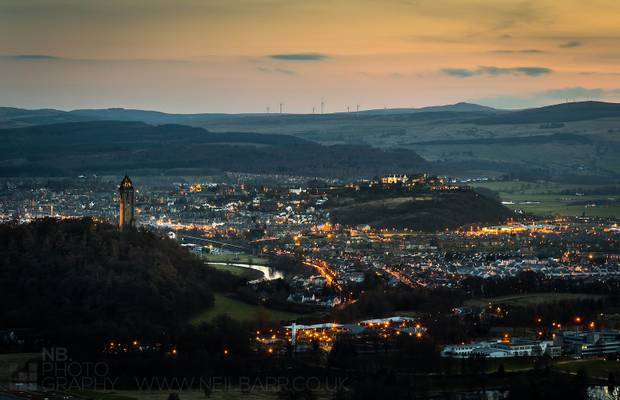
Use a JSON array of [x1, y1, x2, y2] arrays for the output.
[[344, 102, 498, 116], [2, 101, 619, 129], [354, 102, 498, 115], [0, 107, 249, 128], [473, 101, 620, 125], [0, 107, 92, 127], [69, 108, 240, 124], [0, 102, 499, 128]]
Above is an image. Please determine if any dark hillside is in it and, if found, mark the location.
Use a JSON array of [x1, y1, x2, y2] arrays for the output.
[[0, 218, 241, 344], [329, 188, 513, 231], [412, 133, 593, 146], [0, 121, 428, 178]]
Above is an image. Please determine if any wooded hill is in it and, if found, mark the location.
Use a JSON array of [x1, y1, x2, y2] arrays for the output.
[[0, 218, 242, 345]]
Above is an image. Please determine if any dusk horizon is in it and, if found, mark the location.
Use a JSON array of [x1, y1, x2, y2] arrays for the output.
[[2, 0, 620, 113]]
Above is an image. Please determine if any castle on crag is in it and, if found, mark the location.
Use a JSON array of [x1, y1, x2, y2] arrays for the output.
[[118, 175, 135, 230]]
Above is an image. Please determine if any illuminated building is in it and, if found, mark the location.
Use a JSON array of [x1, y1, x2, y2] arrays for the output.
[[380, 174, 409, 184], [119, 175, 135, 230]]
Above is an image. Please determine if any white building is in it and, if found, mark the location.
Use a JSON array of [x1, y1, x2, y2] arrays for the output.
[[442, 338, 560, 359]]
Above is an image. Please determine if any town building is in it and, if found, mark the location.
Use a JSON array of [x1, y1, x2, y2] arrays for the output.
[[441, 338, 561, 359], [559, 330, 620, 357]]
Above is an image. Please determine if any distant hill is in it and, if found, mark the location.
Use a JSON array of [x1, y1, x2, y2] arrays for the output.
[[0, 121, 428, 178], [328, 187, 513, 231], [473, 101, 620, 125], [0, 107, 90, 128], [420, 102, 498, 113], [69, 108, 238, 124], [0, 107, 259, 128], [0, 120, 311, 146], [355, 102, 498, 115]]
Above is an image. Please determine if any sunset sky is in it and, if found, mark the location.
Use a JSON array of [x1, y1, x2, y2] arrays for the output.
[[1, 0, 619, 113]]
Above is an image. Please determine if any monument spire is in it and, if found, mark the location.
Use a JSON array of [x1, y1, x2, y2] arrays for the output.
[[118, 175, 135, 230]]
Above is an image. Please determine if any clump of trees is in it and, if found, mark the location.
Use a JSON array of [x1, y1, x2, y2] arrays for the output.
[[462, 270, 620, 297], [329, 188, 513, 231], [331, 287, 465, 323]]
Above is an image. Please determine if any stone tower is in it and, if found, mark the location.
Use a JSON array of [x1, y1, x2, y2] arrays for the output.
[[119, 175, 135, 230]]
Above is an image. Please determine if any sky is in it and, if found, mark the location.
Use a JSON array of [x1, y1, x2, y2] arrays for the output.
[[1, 0, 620, 113]]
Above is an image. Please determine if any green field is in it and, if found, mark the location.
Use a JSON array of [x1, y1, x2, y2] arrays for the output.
[[483, 357, 539, 373], [471, 181, 620, 217], [191, 293, 302, 324], [204, 253, 269, 265], [206, 263, 264, 281], [553, 359, 620, 380], [457, 357, 620, 378], [465, 292, 606, 308]]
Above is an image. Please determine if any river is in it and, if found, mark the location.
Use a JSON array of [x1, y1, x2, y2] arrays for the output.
[[208, 262, 284, 283]]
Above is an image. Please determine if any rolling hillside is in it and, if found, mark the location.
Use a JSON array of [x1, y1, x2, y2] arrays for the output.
[[0, 121, 428, 178], [2, 101, 620, 181]]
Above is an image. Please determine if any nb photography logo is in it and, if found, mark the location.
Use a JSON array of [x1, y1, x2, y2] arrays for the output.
[[38, 347, 118, 391]]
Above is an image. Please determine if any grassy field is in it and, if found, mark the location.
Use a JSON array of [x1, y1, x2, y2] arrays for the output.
[[191, 294, 302, 325], [553, 359, 620, 380], [204, 253, 269, 265], [471, 180, 620, 217], [483, 357, 537, 373], [465, 292, 606, 308], [206, 263, 263, 281], [513, 202, 620, 218]]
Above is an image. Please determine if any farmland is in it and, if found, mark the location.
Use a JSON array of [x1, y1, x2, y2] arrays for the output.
[[191, 294, 302, 324], [470, 180, 620, 217]]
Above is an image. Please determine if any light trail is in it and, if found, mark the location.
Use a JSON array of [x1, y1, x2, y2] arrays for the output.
[[303, 258, 343, 292], [383, 266, 417, 288]]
